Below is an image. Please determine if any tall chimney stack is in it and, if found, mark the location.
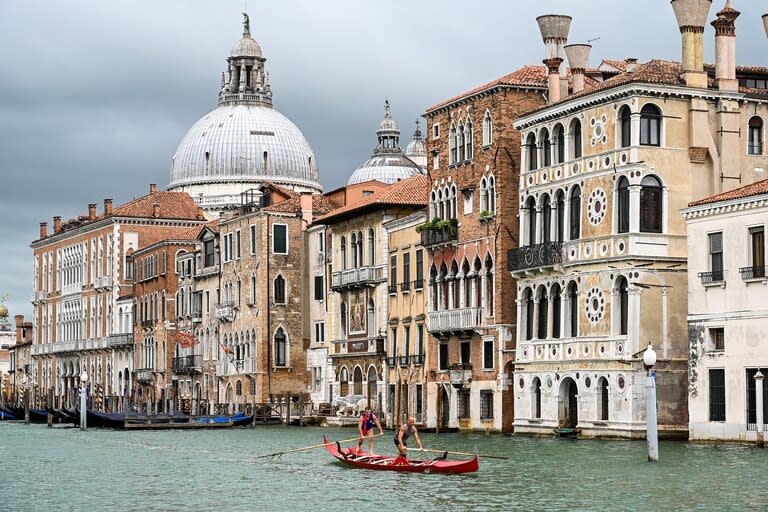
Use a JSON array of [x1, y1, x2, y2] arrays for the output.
[[671, 0, 713, 88], [39, 222, 48, 239], [53, 216, 62, 234], [711, 1, 740, 91], [88, 203, 97, 221], [565, 44, 592, 94], [104, 199, 113, 216], [536, 15, 572, 99], [544, 58, 563, 103], [150, 183, 157, 194], [763, 13, 768, 39]]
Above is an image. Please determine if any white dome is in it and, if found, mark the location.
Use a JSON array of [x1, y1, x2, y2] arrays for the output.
[[231, 36, 262, 58], [168, 104, 321, 193], [405, 138, 426, 158], [347, 154, 423, 185]]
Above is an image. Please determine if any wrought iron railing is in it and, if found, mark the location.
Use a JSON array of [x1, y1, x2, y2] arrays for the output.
[[135, 369, 154, 383], [410, 354, 425, 366], [400, 281, 411, 292], [412, 278, 424, 290], [386, 357, 397, 367], [172, 355, 202, 373], [740, 266, 767, 280], [507, 242, 563, 271], [399, 356, 409, 367], [698, 270, 724, 284], [420, 226, 458, 247]]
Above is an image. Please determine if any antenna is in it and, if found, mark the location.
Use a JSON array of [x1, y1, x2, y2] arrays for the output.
[[587, 37, 601, 44]]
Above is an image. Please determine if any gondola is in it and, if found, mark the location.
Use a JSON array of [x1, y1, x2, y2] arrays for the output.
[[322, 436, 479, 474], [0, 406, 20, 420], [2, 405, 49, 423]]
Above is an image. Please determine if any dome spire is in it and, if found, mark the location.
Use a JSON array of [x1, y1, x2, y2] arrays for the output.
[[242, 12, 251, 37], [219, 14, 271, 107], [375, 99, 401, 155]]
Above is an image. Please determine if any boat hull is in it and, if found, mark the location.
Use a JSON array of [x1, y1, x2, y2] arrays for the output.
[[322, 436, 478, 474]]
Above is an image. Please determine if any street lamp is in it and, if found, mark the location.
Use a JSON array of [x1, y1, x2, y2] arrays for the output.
[[80, 370, 88, 431], [643, 343, 658, 462]]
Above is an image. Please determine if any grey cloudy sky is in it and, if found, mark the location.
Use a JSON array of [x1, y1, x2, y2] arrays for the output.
[[1, 0, 767, 319]]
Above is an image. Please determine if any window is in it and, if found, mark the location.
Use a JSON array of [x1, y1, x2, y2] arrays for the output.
[[449, 124, 457, 164], [553, 124, 565, 164], [710, 327, 724, 351], [567, 281, 579, 337], [389, 254, 397, 294], [223, 233, 233, 262], [250, 225, 257, 254], [541, 128, 551, 167], [415, 250, 424, 288], [749, 227, 766, 278], [570, 118, 582, 159], [599, 378, 609, 421], [617, 177, 630, 233], [708, 369, 726, 422], [541, 194, 551, 244], [340, 236, 346, 270], [555, 191, 565, 243], [482, 110, 492, 146], [487, 176, 496, 214], [480, 390, 494, 419], [748, 117, 763, 155], [432, 153, 439, 170], [551, 283, 562, 339], [235, 229, 241, 259], [639, 176, 662, 233], [458, 122, 466, 162], [390, 327, 397, 358], [525, 196, 537, 246], [526, 133, 537, 171], [460, 341, 471, 364], [368, 228, 375, 265], [439, 342, 448, 371], [480, 177, 488, 213], [536, 286, 548, 339], [523, 288, 534, 341], [639, 104, 661, 146], [569, 185, 581, 241], [709, 232, 724, 282], [432, 123, 440, 140], [483, 339, 494, 369], [249, 275, 256, 304], [314, 275, 324, 301], [272, 224, 288, 254], [403, 326, 411, 358], [465, 119, 473, 160], [318, 230, 325, 254], [533, 378, 542, 419], [617, 276, 628, 335], [274, 328, 287, 366], [274, 274, 286, 304], [204, 240, 215, 267], [618, 106, 632, 148], [458, 390, 470, 419], [417, 325, 424, 358]]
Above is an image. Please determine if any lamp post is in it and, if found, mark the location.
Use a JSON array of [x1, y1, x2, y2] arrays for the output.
[[80, 370, 88, 431], [754, 370, 764, 448], [643, 343, 658, 462]]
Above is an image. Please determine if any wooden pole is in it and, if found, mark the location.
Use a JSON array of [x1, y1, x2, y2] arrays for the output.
[[253, 433, 384, 459], [410, 447, 509, 460]]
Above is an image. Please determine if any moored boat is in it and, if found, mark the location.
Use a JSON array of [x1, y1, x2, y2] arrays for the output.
[[0, 406, 20, 420], [322, 436, 479, 474]]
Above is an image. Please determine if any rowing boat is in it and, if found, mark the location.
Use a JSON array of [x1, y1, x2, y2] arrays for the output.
[[322, 436, 478, 474]]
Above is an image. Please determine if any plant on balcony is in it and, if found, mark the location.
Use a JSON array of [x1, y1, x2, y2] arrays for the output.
[[447, 362, 472, 371], [415, 218, 458, 233], [479, 210, 495, 221]]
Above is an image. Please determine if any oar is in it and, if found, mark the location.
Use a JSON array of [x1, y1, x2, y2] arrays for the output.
[[253, 433, 384, 459], [409, 447, 509, 460]]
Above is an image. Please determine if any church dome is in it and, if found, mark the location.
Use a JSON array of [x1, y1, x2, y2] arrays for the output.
[[404, 120, 426, 168], [347, 100, 423, 185], [231, 36, 262, 58]]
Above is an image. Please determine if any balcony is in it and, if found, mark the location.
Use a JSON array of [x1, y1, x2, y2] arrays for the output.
[[32, 290, 48, 303], [141, 319, 154, 328], [698, 270, 724, 286], [172, 355, 202, 374], [135, 368, 154, 383], [399, 356, 409, 368], [215, 302, 235, 322], [428, 307, 483, 334], [410, 354, 425, 366], [387, 357, 397, 367], [94, 275, 113, 290], [400, 281, 411, 293], [330, 264, 386, 291], [740, 266, 767, 280], [388, 284, 398, 295], [216, 357, 255, 376], [412, 279, 424, 291], [508, 242, 563, 272], [108, 333, 134, 349], [420, 226, 458, 248], [448, 363, 473, 389]]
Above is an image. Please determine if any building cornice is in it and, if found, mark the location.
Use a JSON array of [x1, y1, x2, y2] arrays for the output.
[[681, 194, 768, 219], [383, 211, 427, 232]]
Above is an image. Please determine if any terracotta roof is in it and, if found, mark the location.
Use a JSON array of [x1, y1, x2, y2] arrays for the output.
[[314, 175, 429, 224], [113, 191, 203, 220], [172, 219, 220, 240], [600, 59, 628, 72], [688, 178, 768, 207], [262, 194, 339, 215], [426, 65, 548, 113]]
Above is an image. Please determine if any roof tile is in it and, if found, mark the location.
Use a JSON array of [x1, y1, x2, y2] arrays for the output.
[[688, 178, 768, 207]]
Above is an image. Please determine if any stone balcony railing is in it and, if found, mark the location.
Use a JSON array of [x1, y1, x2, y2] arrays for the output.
[[108, 333, 133, 348], [216, 357, 256, 376], [135, 368, 154, 383], [215, 302, 237, 322], [172, 355, 203, 374], [428, 307, 483, 334], [508, 242, 563, 272], [32, 337, 113, 356], [331, 264, 386, 291], [448, 363, 473, 389], [94, 275, 113, 290]]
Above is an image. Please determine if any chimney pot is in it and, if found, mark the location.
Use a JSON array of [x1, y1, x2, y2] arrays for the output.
[[671, 0, 712, 87], [53, 216, 62, 234], [104, 199, 113, 216], [39, 222, 48, 239], [565, 44, 592, 94], [544, 58, 563, 104], [150, 183, 157, 194], [763, 14, 768, 39], [153, 203, 160, 218], [88, 203, 97, 221], [712, 2, 740, 91], [625, 58, 638, 73]]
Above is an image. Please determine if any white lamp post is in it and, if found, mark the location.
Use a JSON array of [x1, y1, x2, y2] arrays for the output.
[[643, 343, 658, 462], [80, 370, 88, 431]]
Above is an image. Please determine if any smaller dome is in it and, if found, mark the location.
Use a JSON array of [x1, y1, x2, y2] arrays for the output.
[[347, 154, 423, 185], [0, 304, 7, 318], [231, 36, 262, 58], [405, 138, 426, 158]]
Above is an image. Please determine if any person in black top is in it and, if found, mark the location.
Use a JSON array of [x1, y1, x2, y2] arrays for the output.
[[393, 416, 423, 462]]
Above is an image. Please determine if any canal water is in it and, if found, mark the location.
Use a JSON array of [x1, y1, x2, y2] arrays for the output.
[[2, 422, 767, 512]]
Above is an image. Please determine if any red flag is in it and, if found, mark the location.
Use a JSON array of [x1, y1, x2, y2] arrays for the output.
[[176, 331, 198, 349]]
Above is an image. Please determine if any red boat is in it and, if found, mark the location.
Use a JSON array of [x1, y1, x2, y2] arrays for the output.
[[322, 436, 479, 474]]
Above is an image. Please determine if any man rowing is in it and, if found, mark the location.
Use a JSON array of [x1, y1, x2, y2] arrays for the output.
[[356, 407, 383, 454], [393, 416, 423, 465]]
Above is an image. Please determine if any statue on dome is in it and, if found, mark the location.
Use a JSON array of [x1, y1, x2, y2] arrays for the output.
[[242, 12, 250, 36]]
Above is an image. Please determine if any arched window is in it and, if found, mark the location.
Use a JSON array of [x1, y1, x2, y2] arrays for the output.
[[449, 124, 457, 164], [357, 231, 363, 267], [482, 110, 493, 146], [430, 190, 437, 220], [541, 194, 552, 244], [274, 327, 287, 366], [525, 196, 537, 246], [598, 377, 609, 421], [616, 276, 629, 335], [368, 228, 375, 265], [458, 122, 466, 162], [340, 236, 347, 270], [480, 177, 488, 212], [523, 288, 534, 341], [569, 185, 581, 241], [450, 185, 458, 219], [540, 128, 552, 167], [236, 380, 242, 396], [488, 176, 496, 213], [639, 104, 661, 146], [617, 176, 630, 234], [639, 175, 663, 233], [749, 116, 763, 155], [555, 190, 565, 243], [526, 133, 538, 171], [367, 298, 375, 338], [553, 124, 565, 164], [484, 254, 494, 315], [536, 286, 548, 339], [570, 118, 582, 159], [618, 106, 632, 148], [339, 367, 349, 396], [273, 275, 286, 304], [551, 283, 562, 339], [567, 281, 579, 337], [350, 233, 357, 268], [465, 118, 473, 160], [340, 302, 347, 337], [533, 377, 542, 419]]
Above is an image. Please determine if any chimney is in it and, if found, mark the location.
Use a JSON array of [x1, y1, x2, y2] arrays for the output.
[[104, 199, 113, 216], [763, 13, 768, 39], [712, 1, 740, 91], [544, 58, 563, 103], [671, 0, 713, 88], [300, 193, 314, 229], [39, 222, 48, 239], [625, 58, 638, 73], [565, 44, 592, 93], [14, 315, 24, 342], [150, 183, 157, 194], [537, 15, 572, 98], [53, 216, 62, 234], [88, 203, 97, 221], [152, 203, 160, 218]]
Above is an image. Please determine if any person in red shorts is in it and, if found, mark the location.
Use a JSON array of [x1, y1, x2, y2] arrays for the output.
[[356, 407, 383, 454]]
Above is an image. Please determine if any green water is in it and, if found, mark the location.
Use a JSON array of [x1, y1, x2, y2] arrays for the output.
[[2, 422, 767, 511]]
